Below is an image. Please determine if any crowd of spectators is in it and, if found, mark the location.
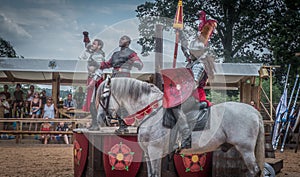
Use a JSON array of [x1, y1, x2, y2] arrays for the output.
[[0, 84, 85, 144]]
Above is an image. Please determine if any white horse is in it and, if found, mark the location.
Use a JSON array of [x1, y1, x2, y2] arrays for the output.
[[95, 77, 265, 177]]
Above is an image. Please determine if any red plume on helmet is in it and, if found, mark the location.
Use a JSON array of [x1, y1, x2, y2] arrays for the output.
[[197, 11, 217, 46]]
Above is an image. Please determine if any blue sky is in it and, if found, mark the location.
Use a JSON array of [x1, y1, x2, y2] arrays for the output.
[[0, 0, 165, 60]]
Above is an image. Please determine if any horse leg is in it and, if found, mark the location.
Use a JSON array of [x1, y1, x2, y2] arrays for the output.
[[147, 145, 164, 177], [89, 96, 100, 130], [144, 153, 162, 177], [144, 153, 153, 177], [235, 146, 261, 177], [149, 159, 162, 177]]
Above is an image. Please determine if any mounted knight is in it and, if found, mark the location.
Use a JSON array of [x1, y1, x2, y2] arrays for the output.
[[162, 11, 217, 150]]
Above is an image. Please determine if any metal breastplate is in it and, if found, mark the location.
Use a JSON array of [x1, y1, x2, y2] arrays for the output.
[[111, 48, 134, 69]]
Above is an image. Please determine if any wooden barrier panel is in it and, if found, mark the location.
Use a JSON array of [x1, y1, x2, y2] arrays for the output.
[[73, 128, 212, 177], [59, 109, 90, 119], [0, 118, 91, 143]]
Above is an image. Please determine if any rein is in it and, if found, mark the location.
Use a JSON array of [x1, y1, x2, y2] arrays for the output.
[[98, 78, 122, 124]]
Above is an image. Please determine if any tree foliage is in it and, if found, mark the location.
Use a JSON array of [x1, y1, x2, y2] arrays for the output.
[[0, 37, 17, 57], [268, 0, 300, 82], [136, 0, 284, 63]]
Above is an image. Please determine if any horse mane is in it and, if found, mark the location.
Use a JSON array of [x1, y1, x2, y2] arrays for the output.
[[109, 77, 152, 101]]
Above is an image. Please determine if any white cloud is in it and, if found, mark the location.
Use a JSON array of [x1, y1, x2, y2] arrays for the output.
[[0, 13, 32, 38], [0, 0, 159, 60]]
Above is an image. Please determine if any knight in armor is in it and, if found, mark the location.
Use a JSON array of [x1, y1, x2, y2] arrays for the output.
[[99, 35, 143, 77], [176, 11, 217, 150], [95, 35, 144, 133], [79, 33, 106, 130]]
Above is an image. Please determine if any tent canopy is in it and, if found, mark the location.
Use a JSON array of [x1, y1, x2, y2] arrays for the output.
[[0, 58, 262, 88]]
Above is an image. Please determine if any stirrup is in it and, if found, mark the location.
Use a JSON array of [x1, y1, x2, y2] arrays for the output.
[[174, 140, 192, 154], [115, 119, 129, 134], [181, 140, 191, 149]]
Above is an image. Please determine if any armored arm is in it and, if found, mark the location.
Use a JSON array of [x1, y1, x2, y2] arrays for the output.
[[188, 61, 205, 86], [92, 69, 103, 81]]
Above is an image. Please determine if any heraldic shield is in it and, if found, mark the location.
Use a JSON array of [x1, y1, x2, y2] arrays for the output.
[[161, 67, 195, 108]]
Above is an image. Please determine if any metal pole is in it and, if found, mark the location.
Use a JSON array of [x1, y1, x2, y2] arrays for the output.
[[270, 68, 273, 119], [154, 24, 163, 90], [172, 30, 179, 68], [281, 75, 300, 152], [274, 73, 298, 150], [272, 64, 291, 150]]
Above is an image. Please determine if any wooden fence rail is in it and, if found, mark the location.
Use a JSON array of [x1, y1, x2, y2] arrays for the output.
[[0, 118, 90, 143]]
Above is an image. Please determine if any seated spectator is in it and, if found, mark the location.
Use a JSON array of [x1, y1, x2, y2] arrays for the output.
[[23, 101, 30, 118], [40, 90, 47, 109], [13, 83, 24, 118], [26, 85, 35, 102], [250, 100, 258, 110], [55, 122, 69, 144], [74, 86, 85, 109], [29, 92, 42, 131], [26, 85, 35, 112], [0, 95, 4, 118], [0, 95, 10, 118], [42, 97, 58, 119], [63, 93, 77, 117], [0, 84, 11, 104], [30, 92, 42, 118], [0, 95, 11, 130], [40, 120, 52, 144]]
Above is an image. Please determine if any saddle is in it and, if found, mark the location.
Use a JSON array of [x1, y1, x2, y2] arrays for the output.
[[163, 106, 210, 132], [187, 107, 210, 131]]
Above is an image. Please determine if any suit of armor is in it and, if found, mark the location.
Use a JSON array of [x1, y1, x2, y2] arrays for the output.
[[187, 52, 211, 107], [79, 42, 105, 113], [97, 37, 143, 133], [100, 47, 143, 78]]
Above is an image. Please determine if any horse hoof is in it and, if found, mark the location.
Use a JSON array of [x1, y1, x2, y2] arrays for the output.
[[115, 128, 129, 134]]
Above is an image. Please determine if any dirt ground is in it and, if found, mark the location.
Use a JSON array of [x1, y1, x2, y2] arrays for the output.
[[0, 142, 74, 177], [0, 140, 299, 177], [275, 148, 300, 177]]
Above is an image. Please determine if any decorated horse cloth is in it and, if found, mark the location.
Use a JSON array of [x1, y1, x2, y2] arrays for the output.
[[123, 100, 161, 126], [161, 68, 195, 108]]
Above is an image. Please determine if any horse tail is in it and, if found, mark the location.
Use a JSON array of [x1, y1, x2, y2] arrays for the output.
[[255, 113, 265, 177]]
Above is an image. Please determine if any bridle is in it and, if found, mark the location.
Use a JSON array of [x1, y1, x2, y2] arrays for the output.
[[98, 77, 163, 127], [98, 77, 122, 125]]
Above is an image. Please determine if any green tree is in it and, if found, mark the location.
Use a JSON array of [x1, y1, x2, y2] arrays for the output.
[[136, 0, 284, 63], [268, 1, 300, 82], [0, 37, 17, 57]]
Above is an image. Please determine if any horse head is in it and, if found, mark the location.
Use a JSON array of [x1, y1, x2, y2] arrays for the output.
[[95, 77, 163, 127]]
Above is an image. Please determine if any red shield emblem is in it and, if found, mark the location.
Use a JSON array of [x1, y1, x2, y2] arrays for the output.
[[73, 132, 89, 177], [161, 68, 195, 108]]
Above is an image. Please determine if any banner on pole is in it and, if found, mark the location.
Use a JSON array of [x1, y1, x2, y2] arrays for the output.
[[173, 0, 183, 30], [275, 88, 288, 122]]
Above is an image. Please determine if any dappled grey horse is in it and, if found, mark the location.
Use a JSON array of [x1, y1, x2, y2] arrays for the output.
[[95, 77, 265, 177]]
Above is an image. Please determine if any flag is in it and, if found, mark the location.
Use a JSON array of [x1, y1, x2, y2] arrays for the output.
[[173, 0, 183, 30], [275, 88, 288, 122], [272, 87, 288, 148], [172, 0, 184, 68]]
